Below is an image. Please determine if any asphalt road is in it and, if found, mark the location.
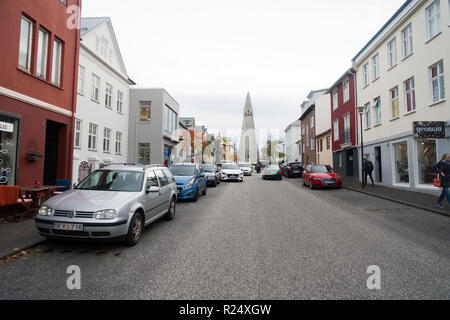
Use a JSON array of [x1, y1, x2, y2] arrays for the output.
[[0, 174, 449, 299]]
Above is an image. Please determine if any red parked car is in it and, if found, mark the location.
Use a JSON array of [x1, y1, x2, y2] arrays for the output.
[[302, 165, 343, 189]]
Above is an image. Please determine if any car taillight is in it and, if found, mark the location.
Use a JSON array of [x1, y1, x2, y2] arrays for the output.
[[278, 170, 282, 174]]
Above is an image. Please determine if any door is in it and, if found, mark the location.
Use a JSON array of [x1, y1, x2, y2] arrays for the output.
[[375, 146, 382, 182], [43, 121, 60, 185], [346, 150, 354, 177], [143, 170, 162, 221], [155, 169, 171, 213]]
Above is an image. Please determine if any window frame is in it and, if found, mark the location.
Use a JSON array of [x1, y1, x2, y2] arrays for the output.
[[404, 77, 416, 113], [363, 63, 370, 87], [18, 15, 34, 71], [88, 123, 98, 151], [105, 83, 113, 109], [333, 119, 339, 142], [115, 131, 122, 155], [332, 89, 338, 110], [426, 0, 441, 41], [74, 118, 82, 149], [103, 127, 111, 153], [36, 27, 49, 79], [117, 90, 123, 114], [429, 60, 445, 104], [51, 37, 63, 86], [387, 37, 397, 69], [78, 65, 85, 95], [390, 86, 400, 119], [401, 23, 413, 58], [373, 97, 382, 125], [91, 74, 101, 103], [372, 54, 380, 81]]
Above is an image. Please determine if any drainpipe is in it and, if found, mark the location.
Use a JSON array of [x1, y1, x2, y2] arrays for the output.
[[69, 0, 82, 186]]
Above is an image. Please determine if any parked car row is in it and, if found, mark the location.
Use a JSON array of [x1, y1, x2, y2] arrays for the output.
[[278, 162, 343, 189], [35, 162, 254, 246]]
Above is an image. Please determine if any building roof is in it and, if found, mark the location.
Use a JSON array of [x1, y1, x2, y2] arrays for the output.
[[81, 17, 110, 37], [352, 0, 418, 64], [327, 68, 355, 93], [284, 120, 301, 133]]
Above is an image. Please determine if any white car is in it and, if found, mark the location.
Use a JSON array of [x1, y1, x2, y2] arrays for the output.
[[238, 163, 253, 176], [220, 163, 244, 182]]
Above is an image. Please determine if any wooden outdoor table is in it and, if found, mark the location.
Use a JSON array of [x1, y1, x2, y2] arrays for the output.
[[21, 186, 61, 210]]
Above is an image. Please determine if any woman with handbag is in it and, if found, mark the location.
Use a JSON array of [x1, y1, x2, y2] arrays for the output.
[[433, 154, 450, 208]]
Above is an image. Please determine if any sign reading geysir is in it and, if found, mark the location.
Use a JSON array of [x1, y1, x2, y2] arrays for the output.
[[413, 121, 446, 139]]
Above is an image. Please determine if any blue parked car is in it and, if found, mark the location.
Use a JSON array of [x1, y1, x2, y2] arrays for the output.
[[169, 163, 207, 201]]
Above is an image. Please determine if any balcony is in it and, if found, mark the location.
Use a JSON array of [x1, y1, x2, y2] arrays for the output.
[[340, 129, 353, 148]]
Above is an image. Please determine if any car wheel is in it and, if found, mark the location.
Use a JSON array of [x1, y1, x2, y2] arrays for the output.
[[193, 187, 199, 202], [164, 197, 176, 221], [125, 212, 144, 246], [202, 185, 207, 195]]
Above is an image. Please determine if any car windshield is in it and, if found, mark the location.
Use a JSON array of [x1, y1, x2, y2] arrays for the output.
[[201, 165, 215, 173], [169, 165, 196, 176], [311, 165, 334, 173], [76, 170, 144, 192], [238, 164, 251, 168], [267, 165, 279, 171], [222, 164, 239, 170]]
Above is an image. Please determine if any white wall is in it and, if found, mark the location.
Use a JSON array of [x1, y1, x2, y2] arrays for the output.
[[315, 93, 331, 136]]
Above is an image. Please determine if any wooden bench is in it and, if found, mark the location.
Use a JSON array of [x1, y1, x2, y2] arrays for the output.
[[0, 186, 33, 222]]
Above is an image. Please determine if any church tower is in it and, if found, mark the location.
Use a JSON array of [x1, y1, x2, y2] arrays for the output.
[[238, 93, 258, 163]]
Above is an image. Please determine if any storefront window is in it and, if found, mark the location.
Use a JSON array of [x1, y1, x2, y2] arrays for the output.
[[417, 140, 437, 185], [0, 115, 19, 186], [394, 141, 409, 184]]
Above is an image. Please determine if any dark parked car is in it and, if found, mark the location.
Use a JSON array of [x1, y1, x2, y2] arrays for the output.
[[262, 165, 283, 180], [282, 162, 304, 178], [201, 164, 221, 187]]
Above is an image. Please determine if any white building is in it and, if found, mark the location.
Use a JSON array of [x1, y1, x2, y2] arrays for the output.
[[314, 93, 333, 166], [284, 120, 301, 163], [73, 17, 134, 182], [353, 0, 450, 193]]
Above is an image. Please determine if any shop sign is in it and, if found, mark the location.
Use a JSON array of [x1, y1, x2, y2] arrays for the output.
[[413, 121, 446, 139], [0, 121, 13, 133]]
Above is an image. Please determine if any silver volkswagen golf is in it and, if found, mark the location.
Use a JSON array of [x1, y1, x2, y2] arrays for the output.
[[35, 164, 178, 246]]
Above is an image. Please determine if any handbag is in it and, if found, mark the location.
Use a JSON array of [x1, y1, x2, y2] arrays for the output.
[[433, 162, 443, 188]]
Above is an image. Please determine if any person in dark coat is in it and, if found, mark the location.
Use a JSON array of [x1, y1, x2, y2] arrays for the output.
[[363, 156, 375, 187], [434, 154, 450, 208]]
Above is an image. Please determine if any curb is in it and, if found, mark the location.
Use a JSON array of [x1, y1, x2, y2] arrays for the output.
[[0, 238, 47, 261], [343, 186, 450, 218]]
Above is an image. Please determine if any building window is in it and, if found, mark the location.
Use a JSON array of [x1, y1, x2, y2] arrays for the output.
[[429, 60, 445, 103], [363, 63, 369, 87], [343, 78, 349, 102], [103, 128, 111, 153], [117, 90, 123, 113], [36, 28, 49, 79], [78, 65, 85, 95], [115, 131, 122, 155], [372, 54, 380, 81], [373, 97, 381, 125], [390, 87, 399, 119], [365, 103, 371, 128], [310, 116, 314, 128], [332, 89, 338, 110], [311, 139, 315, 151], [387, 38, 397, 69], [164, 105, 177, 133], [51, 38, 63, 86], [319, 139, 323, 152], [19, 16, 33, 71], [105, 83, 113, 109], [101, 36, 108, 58], [326, 136, 330, 150], [74, 119, 82, 149], [426, 0, 441, 40], [339, 153, 343, 167], [401, 23, 413, 58], [88, 123, 98, 150], [91, 74, 100, 102], [394, 141, 409, 184], [417, 140, 437, 185], [140, 103, 151, 121], [138, 143, 150, 165], [59, 0, 67, 5], [404, 77, 416, 112], [333, 119, 339, 141]]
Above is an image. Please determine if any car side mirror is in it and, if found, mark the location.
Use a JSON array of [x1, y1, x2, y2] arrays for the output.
[[199, 173, 205, 178], [147, 186, 160, 194]]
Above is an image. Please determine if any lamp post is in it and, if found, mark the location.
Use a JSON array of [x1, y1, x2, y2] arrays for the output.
[[357, 106, 366, 189]]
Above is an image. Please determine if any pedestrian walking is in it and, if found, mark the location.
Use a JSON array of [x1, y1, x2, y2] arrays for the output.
[[363, 156, 375, 187], [164, 160, 169, 167], [433, 154, 450, 208]]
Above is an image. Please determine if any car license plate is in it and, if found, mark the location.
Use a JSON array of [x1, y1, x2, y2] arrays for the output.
[[53, 223, 83, 231], [294, 170, 300, 173]]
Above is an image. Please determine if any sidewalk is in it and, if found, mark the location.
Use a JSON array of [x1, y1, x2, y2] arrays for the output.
[[0, 218, 45, 260], [342, 178, 450, 217]]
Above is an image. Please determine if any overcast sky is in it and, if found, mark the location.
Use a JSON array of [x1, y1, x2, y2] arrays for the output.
[[82, 0, 405, 142]]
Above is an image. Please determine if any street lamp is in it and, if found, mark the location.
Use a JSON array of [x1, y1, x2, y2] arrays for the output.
[[357, 106, 366, 189]]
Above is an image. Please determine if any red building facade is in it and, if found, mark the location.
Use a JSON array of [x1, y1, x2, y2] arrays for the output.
[[329, 69, 359, 178], [0, 0, 81, 186]]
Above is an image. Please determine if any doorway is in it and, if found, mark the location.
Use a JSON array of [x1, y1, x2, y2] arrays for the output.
[[346, 149, 354, 177], [375, 146, 382, 182], [43, 121, 61, 186]]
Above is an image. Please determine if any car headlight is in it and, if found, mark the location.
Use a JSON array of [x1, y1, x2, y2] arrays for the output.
[[38, 206, 54, 216], [94, 209, 117, 220], [185, 177, 195, 188]]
